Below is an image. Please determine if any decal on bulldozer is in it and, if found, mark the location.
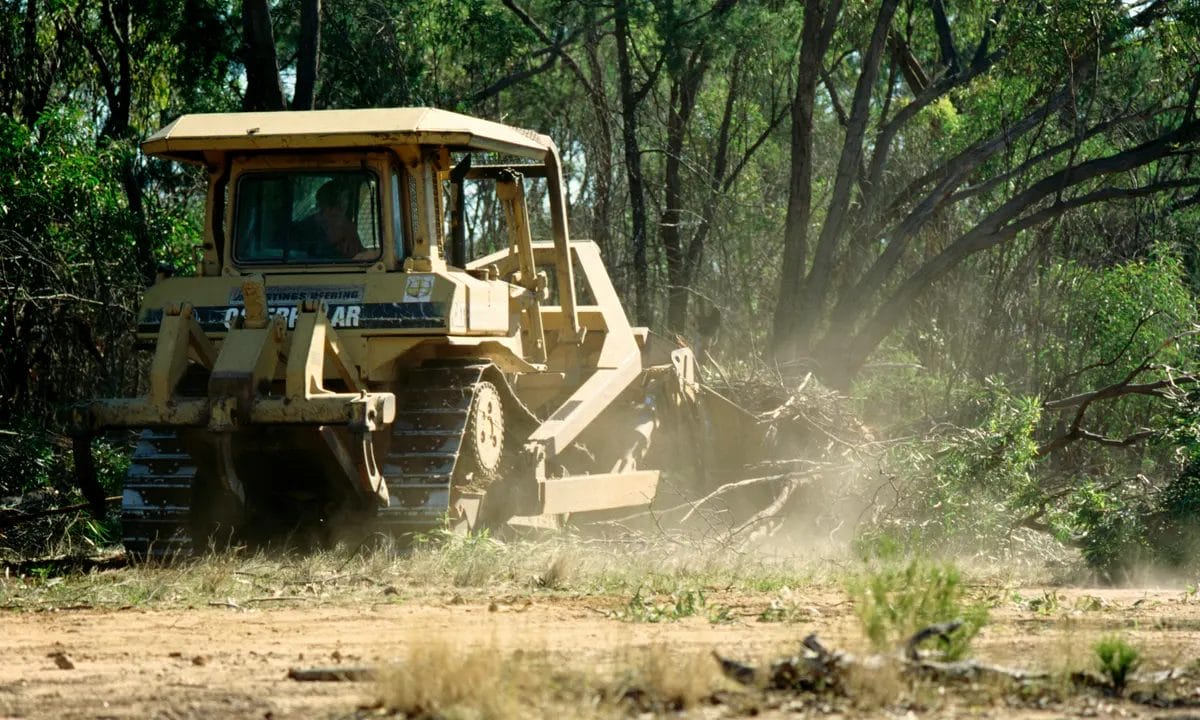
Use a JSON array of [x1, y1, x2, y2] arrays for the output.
[[138, 302, 447, 333]]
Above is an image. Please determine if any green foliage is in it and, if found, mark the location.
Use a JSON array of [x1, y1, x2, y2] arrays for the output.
[[1094, 635, 1141, 694], [1058, 252, 1194, 388], [0, 110, 140, 431], [0, 418, 63, 496], [846, 560, 988, 660], [859, 247, 1200, 574], [0, 415, 126, 555], [319, 0, 541, 110], [0, 108, 145, 547], [1076, 459, 1200, 580], [861, 380, 1042, 554]]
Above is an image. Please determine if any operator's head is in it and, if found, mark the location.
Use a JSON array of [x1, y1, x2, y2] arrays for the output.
[[316, 180, 347, 213]]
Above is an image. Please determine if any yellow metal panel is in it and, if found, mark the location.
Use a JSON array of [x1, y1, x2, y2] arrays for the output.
[[83, 398, 209, 428], [571, 243, 638, 369], [538, 471, 659, 514], [496, 173, 547, 364], [147, 308, 216, 405], [209, 324, 283, 381], [142, 108, 548, 163], [526, 358, 640, 457]]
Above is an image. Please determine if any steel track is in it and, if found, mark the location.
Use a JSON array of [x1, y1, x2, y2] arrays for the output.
[[119, 364, 492, 554], [120, 430, 195, 558], [374, 363, 488, 535]]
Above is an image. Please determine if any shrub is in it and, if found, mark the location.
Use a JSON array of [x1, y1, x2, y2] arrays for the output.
[[860, 380, 1041, 555], [846, 559, 988, 660]]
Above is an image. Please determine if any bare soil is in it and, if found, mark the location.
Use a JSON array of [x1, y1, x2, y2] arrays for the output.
[[4, 584, 1200, 719]]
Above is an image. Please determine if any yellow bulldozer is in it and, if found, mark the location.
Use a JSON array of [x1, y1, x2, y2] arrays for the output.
[[69, 107, 738, 556]]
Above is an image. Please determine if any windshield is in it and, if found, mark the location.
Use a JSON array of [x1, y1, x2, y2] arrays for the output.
[[233, 170, 382, 264]]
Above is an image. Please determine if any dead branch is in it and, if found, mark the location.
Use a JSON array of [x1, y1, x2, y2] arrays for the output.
[[0, 496, 120, 531], [680, 470, 817, 525], [714, 631, 1191, 702], [1037, 326, 1200, 457], [287, 666, 376, 682], [904, 619, 962, 660], [729, 475, 806, 538]]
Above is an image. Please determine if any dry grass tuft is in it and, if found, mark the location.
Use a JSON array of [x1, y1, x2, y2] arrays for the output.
[[534, 550, 575, 589], [612, 645, 724, 711], [374, 642, 730, 719], [374, 642, 615, 719], [377, 642, 529, 720], [840, 660, 906, 711]]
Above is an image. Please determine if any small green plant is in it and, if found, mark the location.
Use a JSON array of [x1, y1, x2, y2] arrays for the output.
[[611, 588, 706, 623], [846, 559, 988, 660], [707, 604, 734, 625], [1026, 590, 1062, 615], [1094, 635, 1141, 694], [1182, 583, 1198, 603], [757, 589, 813, 623]]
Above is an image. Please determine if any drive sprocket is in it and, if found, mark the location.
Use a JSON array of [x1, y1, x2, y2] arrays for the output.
[[457, 380, 505, 489]]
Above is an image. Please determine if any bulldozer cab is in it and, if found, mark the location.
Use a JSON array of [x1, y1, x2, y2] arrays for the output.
[[151, 109, 587, 367]]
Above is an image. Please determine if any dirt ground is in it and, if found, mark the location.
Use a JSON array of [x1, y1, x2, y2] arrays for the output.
[[4, 583, 1200, 719]]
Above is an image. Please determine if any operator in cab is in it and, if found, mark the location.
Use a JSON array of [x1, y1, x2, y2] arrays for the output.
[[302, 181, 375, 261]]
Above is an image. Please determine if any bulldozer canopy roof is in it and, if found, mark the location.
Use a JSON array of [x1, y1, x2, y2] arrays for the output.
[[142, 107, 551, 163]]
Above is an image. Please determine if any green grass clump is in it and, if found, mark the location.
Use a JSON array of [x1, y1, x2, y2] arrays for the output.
[[610, 587, 707, 623], [1094, 635, 1140, 694], [846, 559, 988, 660]]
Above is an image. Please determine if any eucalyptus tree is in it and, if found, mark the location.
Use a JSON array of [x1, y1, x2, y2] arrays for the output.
[[771, 0, 1200, 388]]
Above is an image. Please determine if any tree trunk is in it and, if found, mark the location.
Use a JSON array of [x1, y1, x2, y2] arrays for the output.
[[242, 0, 286, 111], [293, 0, 321, 110], [614, 0, 651, 326], [662, 61, 705, 334], [583, 25, 616, 269], [789, 0, 899, 359], [771, 0, 841, 362]]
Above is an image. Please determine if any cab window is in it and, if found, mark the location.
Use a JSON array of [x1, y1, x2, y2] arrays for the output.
[[233, 170, 382, 264]]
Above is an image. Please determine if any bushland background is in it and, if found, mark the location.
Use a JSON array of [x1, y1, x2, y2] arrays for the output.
[[2, 0, 1200, 578]]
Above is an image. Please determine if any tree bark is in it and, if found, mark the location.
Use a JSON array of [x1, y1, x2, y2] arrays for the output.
[[583, 27, 616, 265], [292, 0, 321, 110], [662, 56, 706, 334], [770, 0, 842, 361], [242, 0, 286, 111], [930, 0, 958, 75], [614, 0, 650, 325], [789, 0, 899, 360]]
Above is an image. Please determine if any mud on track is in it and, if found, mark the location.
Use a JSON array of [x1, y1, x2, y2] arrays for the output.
[[4, 585, 1200, 719]]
